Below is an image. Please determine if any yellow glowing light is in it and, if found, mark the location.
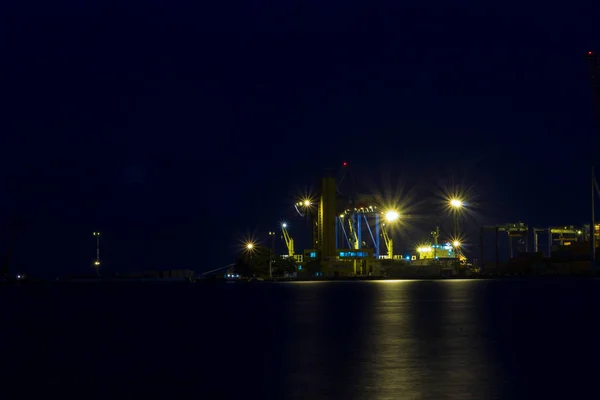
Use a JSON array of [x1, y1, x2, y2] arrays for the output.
[[450, 199, 463, 208], [384, 210, 400, 222], [94, 261, 100, 266], [246, 243, 254, 250], [303, 200, 311, 207], [417, 247, 432, 253], [453, 240, 460, 247]]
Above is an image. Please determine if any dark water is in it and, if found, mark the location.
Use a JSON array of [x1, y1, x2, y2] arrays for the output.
[[3, 279, 600, 399]]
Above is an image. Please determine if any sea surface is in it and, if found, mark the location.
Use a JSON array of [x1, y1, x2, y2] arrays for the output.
[[2, 279, 600, 399]]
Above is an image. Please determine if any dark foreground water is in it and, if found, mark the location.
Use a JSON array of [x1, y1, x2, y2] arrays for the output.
[[2, 279, 600, 399]]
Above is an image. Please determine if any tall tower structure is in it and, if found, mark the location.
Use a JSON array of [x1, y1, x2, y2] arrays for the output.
[[318, 176, 337, 261], [588, 51, 600, 263]]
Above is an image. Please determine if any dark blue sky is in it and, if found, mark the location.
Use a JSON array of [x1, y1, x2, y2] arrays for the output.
[[1, 1, 599, 277]]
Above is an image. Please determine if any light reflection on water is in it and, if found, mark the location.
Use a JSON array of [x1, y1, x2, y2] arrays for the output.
[[277, 279, 599, 399], [280, 280, 503, 399], [3, 279, 600, 398]]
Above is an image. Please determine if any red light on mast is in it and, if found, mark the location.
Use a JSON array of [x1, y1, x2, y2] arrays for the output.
[[342, 161, 347, 167], [589, 51, 594, 55]]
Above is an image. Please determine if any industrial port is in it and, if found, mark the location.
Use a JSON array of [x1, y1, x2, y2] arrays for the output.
[[221, 50, 600, 282], [226, 169, 600, 281]]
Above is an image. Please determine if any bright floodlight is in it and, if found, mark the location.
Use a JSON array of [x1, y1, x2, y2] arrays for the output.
[[385, 210, 400, 222], [453, 240, 460, 247], [450, 199, 463, 208], [303, 199, 311, 207], [246, 243, 254, 250], [282, 223, 287, 228]]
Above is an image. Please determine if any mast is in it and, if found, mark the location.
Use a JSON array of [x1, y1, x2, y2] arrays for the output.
[[587, 51, 600, 265]]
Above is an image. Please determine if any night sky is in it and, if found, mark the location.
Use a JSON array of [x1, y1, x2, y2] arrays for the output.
[[2, 1, 600, 277]]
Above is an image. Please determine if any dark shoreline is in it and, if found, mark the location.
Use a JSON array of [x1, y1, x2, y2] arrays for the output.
[[2, 274, 599, 285]]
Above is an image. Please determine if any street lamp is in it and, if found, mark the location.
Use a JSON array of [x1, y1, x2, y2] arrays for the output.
[[450, 199, 463, 209], [294, 198, 314, 218], [385, 210, 399, 222], [449, 198, 463, 238]]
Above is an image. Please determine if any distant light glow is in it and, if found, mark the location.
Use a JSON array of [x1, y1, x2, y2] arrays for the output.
[[246, 243, 254, 250], [453, 240, 460, 247], [282, 223, 287, 228], [342, 161, 347, 167]]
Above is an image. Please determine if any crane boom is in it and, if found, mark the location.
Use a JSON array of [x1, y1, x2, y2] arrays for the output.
[[281, 226, 295, 257]]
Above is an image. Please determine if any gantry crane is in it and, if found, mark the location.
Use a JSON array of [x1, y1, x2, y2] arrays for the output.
[[281, 223, 294, 257]]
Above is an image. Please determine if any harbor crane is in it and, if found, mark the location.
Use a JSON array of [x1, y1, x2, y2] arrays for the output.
[[381, 222, 393, 259], [281, 223, 295, 257]]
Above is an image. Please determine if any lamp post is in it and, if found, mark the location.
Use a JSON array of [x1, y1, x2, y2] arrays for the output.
[[93, 232, 101, 275], [244, 241, 257, 278], [381, 210, 400, 259], [431, 226, 440, 259], [449, 198, 463, 239], [453, 240, 461, 259], [268, 231, 276, 278]]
